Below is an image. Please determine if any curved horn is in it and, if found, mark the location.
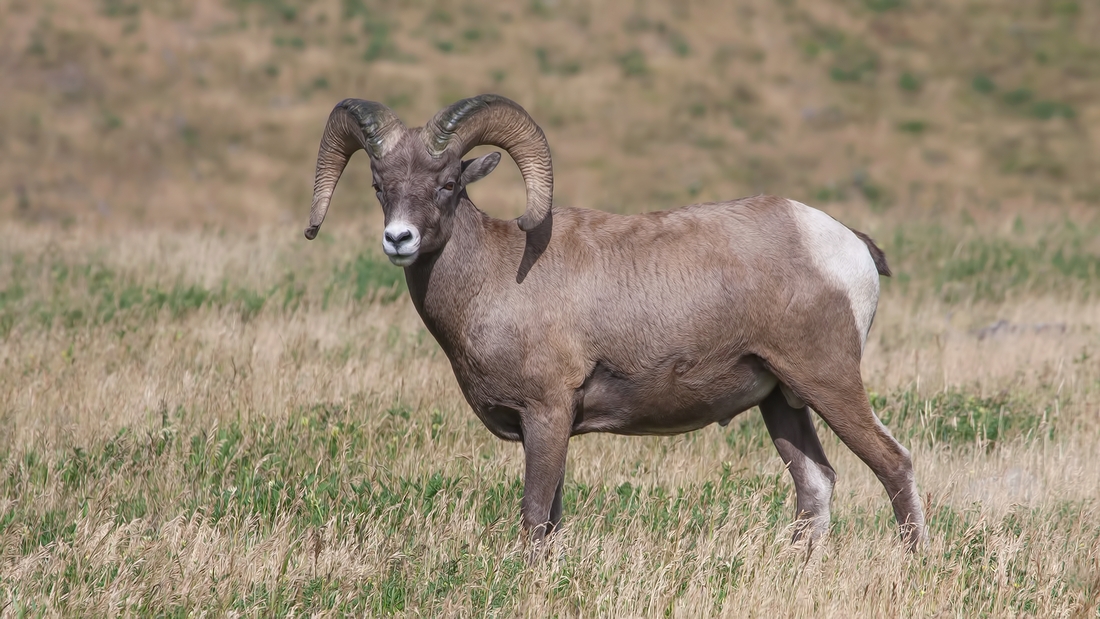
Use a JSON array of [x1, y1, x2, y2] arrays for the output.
[[305, 99, 404, 240], [423, 95, 553, 231]]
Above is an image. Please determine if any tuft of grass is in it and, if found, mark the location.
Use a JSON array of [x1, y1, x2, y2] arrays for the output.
[[617, 49, 649, 78], [852, 170, 891, 210], [883, 222, 1100, 303], [872, 389, 1055, 449], [230, 0, 298, 22], [898, 71, 922, 92], [667, 30, 691, 57], [1028, 100, 1075, 120], [362, 20, 399, 62], [99, 0, 139, 18], [813, 183, 847, 203], [100, 109, 123, 131], [897, 119, 927, 134], [1001, 87, 1034, 106], [535, 47, 582, 76], [273, 35, 305, 50], [971, 73, 997, 94], [864, 0, 904, 11]]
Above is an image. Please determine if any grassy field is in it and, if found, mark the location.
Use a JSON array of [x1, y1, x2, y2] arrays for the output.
[[2, 0, 1100, 616], [1, 217, 1098, 616]]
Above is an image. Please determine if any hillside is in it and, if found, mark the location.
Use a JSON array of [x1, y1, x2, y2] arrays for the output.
[[2, 0, 1098, 230]]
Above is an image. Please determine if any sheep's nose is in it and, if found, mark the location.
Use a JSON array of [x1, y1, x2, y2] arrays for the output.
[[382, 223, 421, 260], [385, 229, 413, 246]]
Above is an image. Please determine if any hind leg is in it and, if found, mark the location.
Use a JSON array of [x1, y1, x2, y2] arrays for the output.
[[760, 386, 837, 542], [780, 364, 926, 550]]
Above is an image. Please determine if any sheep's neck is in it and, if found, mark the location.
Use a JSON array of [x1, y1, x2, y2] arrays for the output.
[[403, 200, 517, 357]]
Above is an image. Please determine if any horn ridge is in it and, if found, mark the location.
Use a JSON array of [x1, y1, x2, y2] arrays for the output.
[[304, 99, 404, 240], [424, 94, 553, 231]]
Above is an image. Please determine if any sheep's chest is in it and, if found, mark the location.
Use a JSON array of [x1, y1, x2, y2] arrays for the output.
[[444, 355, 528, 443]]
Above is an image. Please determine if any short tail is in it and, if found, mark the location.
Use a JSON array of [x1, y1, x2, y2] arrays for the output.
[[848, 228, 892, 277]]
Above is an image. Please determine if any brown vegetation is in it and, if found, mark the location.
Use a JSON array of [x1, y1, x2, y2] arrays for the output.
[[1, 0, 1099, 615], [3, 0, 1100, 229]]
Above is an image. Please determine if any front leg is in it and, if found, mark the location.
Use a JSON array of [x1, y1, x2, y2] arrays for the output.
[[548, 471, 565, 534], [520, 401, 571, 546]]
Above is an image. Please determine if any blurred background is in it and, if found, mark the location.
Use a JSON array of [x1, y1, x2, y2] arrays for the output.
[[3, 0, 1098, 231]]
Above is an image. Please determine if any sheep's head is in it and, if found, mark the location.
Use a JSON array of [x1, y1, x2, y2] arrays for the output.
[[304, 95, 554, 266]]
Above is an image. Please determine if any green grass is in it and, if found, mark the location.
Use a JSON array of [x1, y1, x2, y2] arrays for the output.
[[2, 401, 1094, 615], [881, 221, 1100, 303], [5, 0, 1100, 613], [0, 229, 1098, 616], [972, 73, 997, 94], [617, 49, 649, 78], [897, 119, 927, 134], [0, 406, 797, 615], [0, 249, 404, 334], [898, 72, 922, 93], [872, 389, 1056, 449]]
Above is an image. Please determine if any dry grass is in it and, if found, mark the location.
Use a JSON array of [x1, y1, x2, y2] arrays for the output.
[[2, 0, 1100, 616], [1, 216, 1099, 617], [3, 0, 1100, 230]]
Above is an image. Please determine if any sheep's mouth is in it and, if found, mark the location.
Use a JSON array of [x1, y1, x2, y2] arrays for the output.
[[388, 252, 419, 267]]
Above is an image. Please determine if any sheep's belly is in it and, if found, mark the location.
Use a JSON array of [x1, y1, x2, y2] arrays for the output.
[[573, 355, 779, 436]]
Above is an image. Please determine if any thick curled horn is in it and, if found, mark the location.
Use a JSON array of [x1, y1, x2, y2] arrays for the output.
[[424, 95, 553, 232], [305, 99, 404, 240]]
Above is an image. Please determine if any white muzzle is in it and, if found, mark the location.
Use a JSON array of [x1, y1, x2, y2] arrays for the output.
[[382, 222, 421, 266]]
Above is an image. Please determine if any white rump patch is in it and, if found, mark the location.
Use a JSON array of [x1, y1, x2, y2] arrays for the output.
[[787, 200, 881, 349]]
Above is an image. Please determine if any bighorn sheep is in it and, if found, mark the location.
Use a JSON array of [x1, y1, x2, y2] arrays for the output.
[[304, 94, 926, 550]]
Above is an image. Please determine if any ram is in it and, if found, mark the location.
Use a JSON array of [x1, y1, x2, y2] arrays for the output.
[[304, 94, 925, 550]]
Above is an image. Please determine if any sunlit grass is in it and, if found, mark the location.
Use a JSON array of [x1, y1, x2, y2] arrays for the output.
[[1, 223, 1098, 616], [4, 0, 1100, 227], [3, 0, 1100, 614]]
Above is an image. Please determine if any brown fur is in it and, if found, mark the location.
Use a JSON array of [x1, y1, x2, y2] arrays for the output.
[[308, 121, 925, 553]]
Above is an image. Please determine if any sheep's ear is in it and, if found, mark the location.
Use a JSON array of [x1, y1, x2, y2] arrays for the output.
[[459, 152, 501, 186]]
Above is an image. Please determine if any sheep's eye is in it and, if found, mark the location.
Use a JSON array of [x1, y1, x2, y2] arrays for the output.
[[372, 183, 381, 193], [442, 181, 455, 192]]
